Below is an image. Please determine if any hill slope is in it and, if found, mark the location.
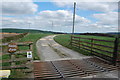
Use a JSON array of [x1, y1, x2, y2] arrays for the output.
[[1, 28, 53, 33]]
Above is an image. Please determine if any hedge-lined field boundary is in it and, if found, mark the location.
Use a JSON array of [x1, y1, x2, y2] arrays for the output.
[[2, 33, 28, 43]]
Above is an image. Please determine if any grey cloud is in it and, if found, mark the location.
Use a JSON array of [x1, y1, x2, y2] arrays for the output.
[[1, 1, 38, 15], [93, 12, 118, 26], [53, 1, 118, 12]]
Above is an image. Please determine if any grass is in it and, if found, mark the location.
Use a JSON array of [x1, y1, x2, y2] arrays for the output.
[[18, 46, 30, 50], [54, 34, 91, 56], [1, 33, 52, 78], [17, 33, 52, 60], [1, 45, 8, 53], [54, 34, 119, 57], [0, 54, 10, 60], [9, 69, 26, 78]]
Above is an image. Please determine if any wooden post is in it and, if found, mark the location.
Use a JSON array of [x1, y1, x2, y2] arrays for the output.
[[8, 42, 18, 68], [70, 36, 73, 46], [29, 44, 31, 50], [30, 44, 33, 50], [113, 37, 119, 65], [26, 51, 33, 71], [11, 53, 16, 68]]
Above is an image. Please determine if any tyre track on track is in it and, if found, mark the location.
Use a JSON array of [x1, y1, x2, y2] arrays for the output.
[[36, 35, 90, 61]]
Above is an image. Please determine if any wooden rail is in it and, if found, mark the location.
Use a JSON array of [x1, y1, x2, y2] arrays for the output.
[[71, 36, 120, 65], [1, 58, 32, 63], [2, 42, 33, 69], [1, 64, 29, 69]]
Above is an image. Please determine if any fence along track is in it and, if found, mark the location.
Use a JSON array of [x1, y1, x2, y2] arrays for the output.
[[71, 36, 120, 65], [34, 58, 118, 80]]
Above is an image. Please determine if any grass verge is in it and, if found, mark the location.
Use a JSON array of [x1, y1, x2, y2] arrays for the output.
[[54, 34, 118, 57], [54, 34, 91, 56], [18, 33, 52, 60]]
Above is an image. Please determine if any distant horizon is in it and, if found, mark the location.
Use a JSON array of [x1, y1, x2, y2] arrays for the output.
[[1, 28, 119, 33]]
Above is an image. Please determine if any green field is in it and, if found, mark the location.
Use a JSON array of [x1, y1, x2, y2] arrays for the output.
[[54, 34, 119, 57]]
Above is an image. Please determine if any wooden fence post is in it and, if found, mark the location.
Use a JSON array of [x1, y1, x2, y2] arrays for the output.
[[30, 44, 33, 50], [70, 36, 73, 46], [29, 44, 31, 50], [113, 37, 119, 65], [11, 53, 16, 68]]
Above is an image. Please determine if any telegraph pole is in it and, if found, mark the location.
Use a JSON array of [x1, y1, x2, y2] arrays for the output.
[[70, 2, 76, 46], [72, 2, 76, 34]]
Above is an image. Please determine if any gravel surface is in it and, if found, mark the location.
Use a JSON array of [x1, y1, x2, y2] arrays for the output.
[[36, 35, 90, 61]]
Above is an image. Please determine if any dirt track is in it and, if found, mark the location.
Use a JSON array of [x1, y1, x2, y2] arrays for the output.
[[36, 35, 90, 61]]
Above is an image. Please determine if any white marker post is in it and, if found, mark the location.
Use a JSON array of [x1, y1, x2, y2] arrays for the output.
[[26, 51, 33, 71], [27, 51, 32, 58]]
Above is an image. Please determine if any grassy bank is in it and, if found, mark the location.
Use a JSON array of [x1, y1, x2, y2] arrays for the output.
[[1, 33, 27, 43], [54, 34, 118, 57]]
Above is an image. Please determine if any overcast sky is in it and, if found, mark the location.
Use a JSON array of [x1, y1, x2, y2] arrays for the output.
[[1, 0, 119, 33]]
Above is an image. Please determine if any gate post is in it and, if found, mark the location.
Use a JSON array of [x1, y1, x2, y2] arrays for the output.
[[70, 36, 73, 46], [113, 37, 119, 65], [11, 53, 16, 67]]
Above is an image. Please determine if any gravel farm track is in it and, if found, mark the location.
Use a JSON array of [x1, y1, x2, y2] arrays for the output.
[[36, 35, 90, 61]]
